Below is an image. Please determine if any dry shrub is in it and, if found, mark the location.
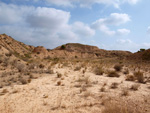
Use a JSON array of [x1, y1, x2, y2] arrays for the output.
[[94, 66, 104, 75], [82, 69, 86, 74], [100, 87, 106, 92], [130, 84, 140, 91], [123, 68, 129, 74], [110, 82, 119, 89], [16, 63, 26, 72], [84, 76, 91, 85], [121, 87, 129, 96], [57, 81, 61, 86], [0, 84, 3, 88], [0, 58, 3, 64], [5, 52, 12, 57], [134, 71, 145, 83], [20, 78, 28, 84], [28, 63, 37, 70], [57, 73, 62, 78], [2, 57, 10, 67], [126, 74, 136, 81], [74, 66, 81, 71], [39, 64, 45, 68], [108, 71, 120, 77], [46, 69, 54, 74], [1, 89, 8, 94], [114, 64, 123, 71]]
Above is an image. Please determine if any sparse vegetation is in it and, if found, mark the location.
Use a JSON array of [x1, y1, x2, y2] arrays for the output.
[[123, 68, 129, 74], [57, 81, 61, 86], [121, 88, 129, 96], [130, 84, 140, 91], [108, 71, 120, 77], [61, 45, 66, 50], [110, 82, 119, 89], [0, 34, 150, 113], [102, 99, 143, 113], [74, 66, 81, 71], [16, 63, 26, 72], [57, 73, 62, 78], [126, 74, 136, 81], [114, 64, 123, 71], [134, 71, 145, 83], [94, 66, 104, 75]]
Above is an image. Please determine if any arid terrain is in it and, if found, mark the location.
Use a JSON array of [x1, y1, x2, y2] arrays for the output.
[[0, 34, 150, 113]]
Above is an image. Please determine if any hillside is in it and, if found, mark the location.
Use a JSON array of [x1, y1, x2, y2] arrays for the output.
[[0, 34, 34, 56], [129, 49, 150, 61], [0, 34, 150, 113], [54, 43, 132, 59], [0, 34, 132, 59]]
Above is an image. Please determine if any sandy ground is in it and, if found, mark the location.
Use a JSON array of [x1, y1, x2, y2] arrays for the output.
[[0, 65, 150, 113]]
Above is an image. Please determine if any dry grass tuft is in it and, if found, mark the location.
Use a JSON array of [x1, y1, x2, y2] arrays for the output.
[[107, 71, 120, 77], [130, 84, 140, 91], [110, 82, 119, 89], [94, 66, 104, 75], [134, 71, 145, 83], [74, 66, 81, 71], [126, 74, 136, 81], [121, 87, 129, 96], [123, 68, 129, 74]]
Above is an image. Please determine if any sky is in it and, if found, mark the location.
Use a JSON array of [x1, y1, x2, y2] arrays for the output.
[[0, 0, 150, 52]]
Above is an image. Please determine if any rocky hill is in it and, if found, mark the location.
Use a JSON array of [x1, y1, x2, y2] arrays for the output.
[[129, 49, 150, 61], [54, 43, 132, 59], [0, 34, 132, 59], [0, 34, 34, 56], [55, 43, 102, 52]]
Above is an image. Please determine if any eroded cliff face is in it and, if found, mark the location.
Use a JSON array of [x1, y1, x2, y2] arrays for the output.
[[0, 34, 34, 55]]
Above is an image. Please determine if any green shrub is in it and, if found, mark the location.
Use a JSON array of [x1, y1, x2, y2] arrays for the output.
[[61, 45, 66, 50]]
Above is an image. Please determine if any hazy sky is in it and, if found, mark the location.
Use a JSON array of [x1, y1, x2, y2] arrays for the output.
[[0, 0, 150, 52]]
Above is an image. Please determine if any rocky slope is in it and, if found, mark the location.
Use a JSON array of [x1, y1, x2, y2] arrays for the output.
[[0, 34, 34, 56], [129, 49, 150, 61]]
